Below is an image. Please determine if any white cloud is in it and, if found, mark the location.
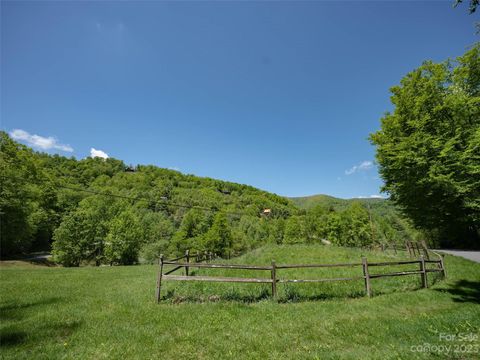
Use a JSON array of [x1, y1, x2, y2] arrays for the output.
[[90, 148, 109, 159], [345, 160, 374, 175], [355, 194, 387, 199], [9, 129, 73, 152]]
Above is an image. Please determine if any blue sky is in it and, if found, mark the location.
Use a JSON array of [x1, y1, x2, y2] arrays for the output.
[[1, 1, 478, 198]]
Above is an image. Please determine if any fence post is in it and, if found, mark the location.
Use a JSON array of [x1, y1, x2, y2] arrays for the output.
[[419, 255, 428, 288], [421, 240, 430, 260], [415, 242, 421, 257], [405, 241, 411, 257], [362, 257, 371, 298], [155, 254, 164, 303], [393, 243, 397, 255], [439, 255, 447, 279], [271, 260, 277, 298], [410, 242, 416, 257], [185, 250, 190, 276]]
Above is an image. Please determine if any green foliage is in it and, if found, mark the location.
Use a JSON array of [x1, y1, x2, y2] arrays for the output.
[[203, 212, 233, 257], [325, 211, 343, 244], [2, 129, 426, 264], [292, 194, 421, 245], [283, 216, 306, 244], [304, 205, 330, 242], [139, 212, 174, 262], [1, 131, 301, 263], [293, 196, 418, 248], [52, 208, 102, 267], [338, 202, 372, 247], [104, 209, 143, 265], [370, 45, 480, 248], [1, 133, 45, 255]]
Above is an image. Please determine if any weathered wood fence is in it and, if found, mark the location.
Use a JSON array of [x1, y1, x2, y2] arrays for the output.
[[368, 240, 430, 260], [155, 250, 446, 302]]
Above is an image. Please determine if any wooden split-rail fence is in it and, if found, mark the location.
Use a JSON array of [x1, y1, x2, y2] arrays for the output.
[[155, 249, 446, 302], [368, 240, 431, 260]]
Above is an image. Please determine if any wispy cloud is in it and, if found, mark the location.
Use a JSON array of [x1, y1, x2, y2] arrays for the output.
[[355, 194, 387, 199], [345, 160, 374, 175], [10, 129, 73, 152], [90, 148, 109, 159]]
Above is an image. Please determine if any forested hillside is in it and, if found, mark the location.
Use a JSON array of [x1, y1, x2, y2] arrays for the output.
[[1, 132, 420, 266], [291, 194, 421, 246]]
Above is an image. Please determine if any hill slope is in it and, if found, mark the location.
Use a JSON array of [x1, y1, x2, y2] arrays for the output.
[[2, 131, 419, 265], [2, 131, 297, 260]]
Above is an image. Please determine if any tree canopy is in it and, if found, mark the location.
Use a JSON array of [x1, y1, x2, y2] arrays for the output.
[[370, 44, 480, 248]]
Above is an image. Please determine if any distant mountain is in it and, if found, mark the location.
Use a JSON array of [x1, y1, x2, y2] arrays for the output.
[[290, 194, 387, 211]]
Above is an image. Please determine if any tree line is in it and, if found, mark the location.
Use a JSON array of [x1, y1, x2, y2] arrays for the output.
[[1, 131, 420, 265]]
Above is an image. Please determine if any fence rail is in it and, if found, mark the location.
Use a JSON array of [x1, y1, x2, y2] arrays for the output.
[[155, 249, 446, 302]]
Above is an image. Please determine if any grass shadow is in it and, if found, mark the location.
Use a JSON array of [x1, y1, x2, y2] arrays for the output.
[[160, 286, 370, 304], [0, 331, 27, 347], [0, 297, 61, 321], [0, 321, 82, 348], [435, 280, 480, 304], [161, 288, 272, 304], [278, 285, 366, 303], [1, 297, 81, 349]]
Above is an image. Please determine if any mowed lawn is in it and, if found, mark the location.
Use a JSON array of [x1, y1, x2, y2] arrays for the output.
[[1, 245, 479, 359]]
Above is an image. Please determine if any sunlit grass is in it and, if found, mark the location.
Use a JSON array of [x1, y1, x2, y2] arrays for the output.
[[1, 245, 479, 359]]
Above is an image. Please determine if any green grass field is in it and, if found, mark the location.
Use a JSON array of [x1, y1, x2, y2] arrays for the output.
[[1, 245, 479, 359]]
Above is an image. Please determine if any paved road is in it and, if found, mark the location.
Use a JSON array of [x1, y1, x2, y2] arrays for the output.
[[434, 250, 480, 263]]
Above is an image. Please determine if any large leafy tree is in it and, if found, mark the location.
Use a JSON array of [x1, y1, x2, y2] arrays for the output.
[[104, 208, 144, 265], [52, 208, 104, 266], [370, 45, 480, 248], [52, 195, 119, 265], [340, 202, 372, 247]]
